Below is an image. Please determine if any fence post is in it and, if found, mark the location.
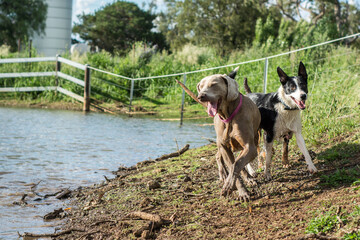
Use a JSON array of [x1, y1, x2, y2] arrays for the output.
[[129, 79, 135, 113], [83, 64, 91, 111], [55, 54, 61, 87], [180, 74, 187, 126], [263, 58, 268, 93]]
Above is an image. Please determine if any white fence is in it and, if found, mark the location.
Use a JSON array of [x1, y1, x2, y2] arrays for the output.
[[0, 32, 359, 119], [0, 55, 91, 109]]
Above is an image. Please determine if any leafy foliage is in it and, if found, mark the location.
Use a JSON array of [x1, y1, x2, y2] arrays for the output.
[[73, 1, 166, 54], [0, 0, 47, 51], [156, 0, 281, 53], [306, 212, 342, 234]]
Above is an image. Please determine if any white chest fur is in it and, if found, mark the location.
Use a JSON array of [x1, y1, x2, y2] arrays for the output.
[[273, 103, 302, 140]]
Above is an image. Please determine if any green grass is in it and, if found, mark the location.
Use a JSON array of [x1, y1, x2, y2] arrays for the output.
[[0, 43, 359, 135], [320, 168, 360, 187], [343, 231, 360, 240], [306, 210, 346, 234], [318, 143, 360, 162], [306, 204, 360, 237]]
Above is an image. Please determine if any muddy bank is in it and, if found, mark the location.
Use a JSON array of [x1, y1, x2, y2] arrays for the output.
[[0, 99, 84, 111], [19, 131, 360, 239]]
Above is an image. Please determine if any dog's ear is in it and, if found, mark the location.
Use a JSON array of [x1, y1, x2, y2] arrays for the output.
[[222, 75, 239, 102], [298, 61, 307, 81], [227, 66, 239, 79], [277, 67, 288, 84]]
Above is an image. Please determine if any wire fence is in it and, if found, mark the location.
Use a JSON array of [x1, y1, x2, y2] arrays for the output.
[[81, 33, 359, 121], [0, 33, 359, 120]]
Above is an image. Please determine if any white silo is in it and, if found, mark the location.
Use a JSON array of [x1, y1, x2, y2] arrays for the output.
[[32, 0, 73, 56]]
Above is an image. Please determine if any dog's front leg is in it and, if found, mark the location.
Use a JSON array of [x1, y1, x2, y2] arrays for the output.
[[295, 132, 317, 173], [222, 138, 258, 201], [218, 145, 249, 200], [216, 151, 228, 182], [245, 163, 257, 178], [264, 139, 274, 181]]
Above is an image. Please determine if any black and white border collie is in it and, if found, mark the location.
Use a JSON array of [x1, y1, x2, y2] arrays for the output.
[[244, 62, 317, 180]]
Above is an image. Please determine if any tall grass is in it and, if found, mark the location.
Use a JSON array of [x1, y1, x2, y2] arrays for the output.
[[0, 42, 359, 143]]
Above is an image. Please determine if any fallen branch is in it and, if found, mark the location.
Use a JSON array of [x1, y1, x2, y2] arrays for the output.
[[43, 208, 64, 220], [128, 211, 170, 230], [56, 189, 72, 199], [19, 228, 85, 238], [136, 144, 190, 168], [129, 211, 162, 223], [154, 144, 190, 161]]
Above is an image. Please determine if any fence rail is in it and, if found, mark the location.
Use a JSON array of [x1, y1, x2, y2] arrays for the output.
[[0, 32, 359, 121], [0, 86, 58, 92], [0, 55, 91, 111]]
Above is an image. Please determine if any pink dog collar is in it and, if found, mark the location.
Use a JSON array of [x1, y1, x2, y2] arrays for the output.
[[218, 94, 243, 123]]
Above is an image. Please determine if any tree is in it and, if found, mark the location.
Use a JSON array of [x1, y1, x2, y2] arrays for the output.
[[0, 0, 47, 51], [274, 0, 360, 40], [156, 0, 282, 53], [73, 1, 166, 54]]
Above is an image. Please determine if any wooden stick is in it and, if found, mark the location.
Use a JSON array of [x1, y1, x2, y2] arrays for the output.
[[175, 79, 207, 108], [19, 228, 85, 238], [129, 211, 162, 223], [154, 144, 189, 161]]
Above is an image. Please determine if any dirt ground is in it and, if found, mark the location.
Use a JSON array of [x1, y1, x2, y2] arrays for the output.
[[21, 130, 360, 240], [0, 99, 84, 111]]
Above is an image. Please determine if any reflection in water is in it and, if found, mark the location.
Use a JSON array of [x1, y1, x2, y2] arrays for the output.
[[0, 107, 214, 238]]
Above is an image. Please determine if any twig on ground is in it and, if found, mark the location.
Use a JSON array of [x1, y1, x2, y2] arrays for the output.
[[154, 144, 190, 161], [19, 228, 85, 238]]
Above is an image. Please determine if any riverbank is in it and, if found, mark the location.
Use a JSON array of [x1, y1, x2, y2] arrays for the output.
[[0, 98, 209, 121], [20, 130, 360, 239]]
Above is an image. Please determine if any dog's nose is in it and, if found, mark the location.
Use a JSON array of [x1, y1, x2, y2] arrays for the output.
[[197, 93, 206, 101], [300, 94, 307, 100]]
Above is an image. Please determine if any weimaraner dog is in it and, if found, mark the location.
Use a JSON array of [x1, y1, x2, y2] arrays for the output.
[[177, 68, 261, 201]]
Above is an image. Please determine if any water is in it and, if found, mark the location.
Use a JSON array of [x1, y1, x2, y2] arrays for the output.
[[0, 107, 214, 238]]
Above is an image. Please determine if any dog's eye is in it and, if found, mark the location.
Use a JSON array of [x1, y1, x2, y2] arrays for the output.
[[291, 86, 296, 91]]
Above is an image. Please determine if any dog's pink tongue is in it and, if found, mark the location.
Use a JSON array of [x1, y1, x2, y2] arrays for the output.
[[299, 100, 306, 109], [207, 102, 218, 117], [294, 99, 306, 110]]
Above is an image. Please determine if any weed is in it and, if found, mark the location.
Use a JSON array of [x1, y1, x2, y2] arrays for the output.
[[306, 211, 343, 234], [352, 180, 360, 190], [343, 230, 360, 240], [318, 143, 360, 162], [350, 206, 360, 217], [320, 168, 360, 187]]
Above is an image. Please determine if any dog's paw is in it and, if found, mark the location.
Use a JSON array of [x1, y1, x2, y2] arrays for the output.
[[221, 178, 235, 197], [237, 189, 251, 202], [264, 173, 272, 181], [307, 165, 318, 174], [244, 177, 257, 187], [283, 164, 290, 169]]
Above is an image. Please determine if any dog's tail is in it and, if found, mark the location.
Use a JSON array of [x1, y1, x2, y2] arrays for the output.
[[244, 77, 252, 94]]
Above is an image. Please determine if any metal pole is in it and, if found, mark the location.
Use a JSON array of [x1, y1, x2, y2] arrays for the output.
[[29, 39, 32, 58], [129, 79, 134, 113], [263, 58, 268, 94], [180, 74, 186, 126], [55, 54, 61, 86], [83, 64, 91, 111]]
